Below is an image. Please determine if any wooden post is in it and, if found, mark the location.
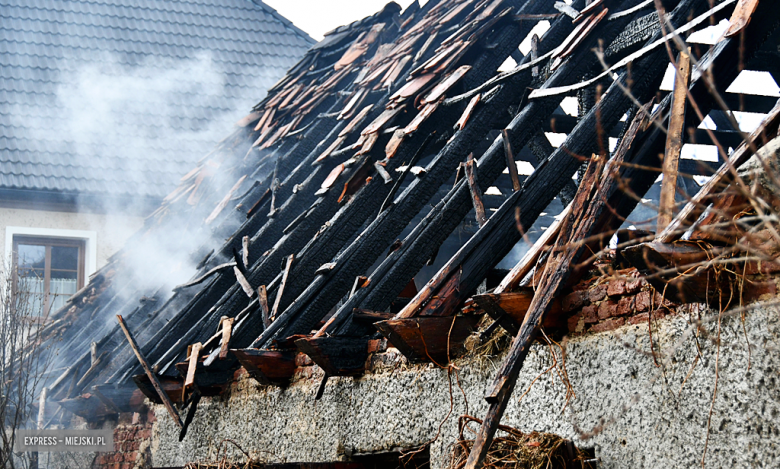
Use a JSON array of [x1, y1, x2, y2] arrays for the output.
[[658, 48, 691, 233], [116, 315, 183, 428], [502, 130, 522, 192], [465, 154, 487, 226]]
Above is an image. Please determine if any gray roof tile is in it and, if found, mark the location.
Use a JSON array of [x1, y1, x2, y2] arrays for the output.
[[0, 0, 313, 199]]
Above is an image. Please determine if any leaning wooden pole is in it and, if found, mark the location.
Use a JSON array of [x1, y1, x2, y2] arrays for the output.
[[117, 315, 183, 428], [463, 104, 653, 469], [658, 48, 691, 232]]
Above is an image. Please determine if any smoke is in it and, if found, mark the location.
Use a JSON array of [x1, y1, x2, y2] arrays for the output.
[[10, 51, 269, 294]]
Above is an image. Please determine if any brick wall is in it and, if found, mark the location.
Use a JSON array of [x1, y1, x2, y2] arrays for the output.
[[564, 268, 677, 334], [92, 409, 155, 469]]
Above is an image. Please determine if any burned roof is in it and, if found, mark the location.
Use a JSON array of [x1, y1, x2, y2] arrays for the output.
[[0, 0, 313, 205], [35, 0, 780, 459]]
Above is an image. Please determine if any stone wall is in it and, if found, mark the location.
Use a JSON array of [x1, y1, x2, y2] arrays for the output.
[[149, 301, 780, 468]]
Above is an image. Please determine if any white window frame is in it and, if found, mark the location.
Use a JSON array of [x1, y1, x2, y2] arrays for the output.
[[5, 227, 97, 278]]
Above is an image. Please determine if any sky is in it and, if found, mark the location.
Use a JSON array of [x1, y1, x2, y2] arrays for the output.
[[264, 0, 421, 40]]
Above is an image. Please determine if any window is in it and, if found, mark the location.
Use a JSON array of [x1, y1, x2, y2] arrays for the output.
[[13, 236, 86, 315]]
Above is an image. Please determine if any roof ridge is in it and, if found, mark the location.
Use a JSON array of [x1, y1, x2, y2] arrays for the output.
[[246, 0, 316, 46]]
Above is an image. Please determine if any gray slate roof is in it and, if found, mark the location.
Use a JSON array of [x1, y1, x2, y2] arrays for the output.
[[0, 0, 314, 201]]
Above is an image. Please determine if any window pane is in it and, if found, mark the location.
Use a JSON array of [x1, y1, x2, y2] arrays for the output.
[[17, 244, 45, 271], [50, 276, 78, 295], [51, 245, 79, 271], [17, 276, 45, 314], [50, 294, 71, 313]]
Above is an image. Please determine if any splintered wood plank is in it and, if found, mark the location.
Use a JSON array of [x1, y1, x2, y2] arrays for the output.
[[374, 315, 480, 364], [385, 129, 406, 158], [403, 101, 440, 135], [390, 73, 437, 101], [465, 154, 487, 226], [320, 164, 345, 191], [258, 285, 271, 328], [219, 318, 234, 359], [455, 93, 480, 130], [272, 255, 294, 321], [363, 106, 404, 135], [295, 336, 369, 376], [232, 348, 297, 387], [725, 0, 760, 38], [117, 315, 183, 428], [422, 65, 472, 105], [184, 342, 202, 389], [501, 130, 522, 192], [206, 176, 247, 225], [658, 49, 691, 233]]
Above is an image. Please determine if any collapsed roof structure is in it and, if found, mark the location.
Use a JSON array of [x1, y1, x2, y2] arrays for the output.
[[33, 0, 780, 466]]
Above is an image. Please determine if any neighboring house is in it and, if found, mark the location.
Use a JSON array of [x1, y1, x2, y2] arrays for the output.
[[0, 0, 313, 312]]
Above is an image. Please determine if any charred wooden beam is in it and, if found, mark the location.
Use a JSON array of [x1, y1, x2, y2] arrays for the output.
[[117, 315, 183, 428], [232, 348, 298, 387], [502, 130, 522, 192], [295, 336, 369, 376], [472, 289, 565, 334], [374, 315, 481, 364]]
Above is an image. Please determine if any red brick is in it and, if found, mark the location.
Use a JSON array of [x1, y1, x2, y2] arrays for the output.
[[616, 296, 635, 316], [627, 312, 649, 325], [589, 317, 625, 333], [635, 291, 652, 312], [607, 279, 626, 297], [567, 313, 584, 333], [582, 305, 599, 324], [653, 291, 674, 308], [295, 353, 313, 367], [137, 429, 151, 440], [146, 409, 157, 424], [625, 278, 644, 294], [562, 291, 588, 312], [588, 284, 608, 303], [124, 452, 137, 462], [367, 338, 387, 354], [598, 300, 617, 319]]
